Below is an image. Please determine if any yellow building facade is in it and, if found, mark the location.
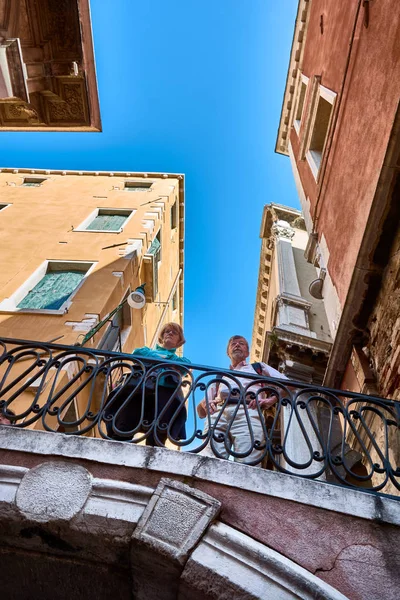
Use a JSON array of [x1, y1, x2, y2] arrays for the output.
[[0, 168, 184, 430]]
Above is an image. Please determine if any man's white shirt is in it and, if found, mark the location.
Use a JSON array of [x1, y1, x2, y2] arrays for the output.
[[208, 360, 287, 401]]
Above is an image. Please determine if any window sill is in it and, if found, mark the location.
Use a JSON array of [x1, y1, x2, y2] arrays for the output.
[[0, 306, 66, 315], [306, 150, 322, 181], [73, 229, 123, 234], [294, 119, 301, 135]]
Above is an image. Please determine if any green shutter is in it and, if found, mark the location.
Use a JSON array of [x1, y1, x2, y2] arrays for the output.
[[18, 270, 85, 310], [125, 185, 151, 191], [147, 236, 161, 255], [86, 214, 128, 231]]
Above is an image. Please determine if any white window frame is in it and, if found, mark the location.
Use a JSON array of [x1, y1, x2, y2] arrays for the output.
[[0, 203, 11, 213], [304, 84, 336, 180], [74, 208, 136, 233], [0, 260, 96, 315], [293, 74, 309, 135]]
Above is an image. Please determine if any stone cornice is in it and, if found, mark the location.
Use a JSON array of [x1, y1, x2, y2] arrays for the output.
[[272, 325, 332, 356], [0, 426, 398, 525], [275, 0, 312, 156]]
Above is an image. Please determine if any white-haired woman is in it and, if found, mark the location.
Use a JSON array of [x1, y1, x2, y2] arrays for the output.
[[104, 322, 190, 446]]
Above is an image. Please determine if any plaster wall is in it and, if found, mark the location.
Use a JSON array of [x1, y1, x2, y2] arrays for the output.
[[292, 245, 331, 343], [341, 359, 361, 394]]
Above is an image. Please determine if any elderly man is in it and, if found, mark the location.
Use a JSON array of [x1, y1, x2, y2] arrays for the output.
[[197, 335, 287, 465]]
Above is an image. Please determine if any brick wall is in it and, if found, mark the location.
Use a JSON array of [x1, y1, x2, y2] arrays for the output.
[[368, 226, 400, 400]]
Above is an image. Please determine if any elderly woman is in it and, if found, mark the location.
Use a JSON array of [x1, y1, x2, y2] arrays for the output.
[[104, 322, 190, 446]]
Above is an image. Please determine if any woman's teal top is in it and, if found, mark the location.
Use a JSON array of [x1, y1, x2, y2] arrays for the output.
[[132, 344, 191, 387]]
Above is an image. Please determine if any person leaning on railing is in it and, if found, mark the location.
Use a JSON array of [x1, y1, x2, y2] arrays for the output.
[[197, 335, 287, 465], [104, 323, 190, 446]]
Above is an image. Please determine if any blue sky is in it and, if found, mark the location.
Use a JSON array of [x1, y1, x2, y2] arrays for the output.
[[0, 0, 299, 369]]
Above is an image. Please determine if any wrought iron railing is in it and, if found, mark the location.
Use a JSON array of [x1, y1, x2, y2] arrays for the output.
[[0, 337, 399, 496]]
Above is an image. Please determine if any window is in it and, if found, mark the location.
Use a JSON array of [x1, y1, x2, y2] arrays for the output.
[[172, 291, 177, 312], [304, 84, 336, 180], [308, 96, 332, 170], [294, 76, 308, 134], [99, 290, 132, 352], [124, 181, 152, 191], [86, 209, 132, 232], [0, 204, 10, 212], [0, 261, 95, 313], [143, 231, 162, 301], [170, 201, 177, 230], [75, 208, 135, 232], [22, 178, 46, 187], [17, 263, 92, 311], [148, 230, 162, 261]]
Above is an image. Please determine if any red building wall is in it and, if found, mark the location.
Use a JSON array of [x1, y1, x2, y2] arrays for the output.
[[291, 0, 400, 305]]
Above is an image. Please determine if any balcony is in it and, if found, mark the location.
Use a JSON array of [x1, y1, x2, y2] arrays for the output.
[[0, 338, 399, 599], [0, 336, 399, 497]]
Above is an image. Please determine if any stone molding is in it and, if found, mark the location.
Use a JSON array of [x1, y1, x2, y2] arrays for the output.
[[132, 478, 221, 565], [181, 522, 348, 600], [272, 219, 296, 240], [0, 461, 348, 600], [272, 324, 332, 356], [131, 479, 221, 600], [1, 426, 399, 527], [275, 0, 312, 155]]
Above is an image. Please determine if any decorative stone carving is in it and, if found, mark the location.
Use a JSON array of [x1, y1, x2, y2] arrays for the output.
[[42, 78, 89, 125], [0, 0, 100, 130], [16, 461, 92, 523], [272, 219, 296, 240], [131, 478, 221, 600], [132, 478, 221, 564]]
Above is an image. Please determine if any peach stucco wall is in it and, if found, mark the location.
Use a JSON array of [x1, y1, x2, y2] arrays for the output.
[[0, 171, 182, 348]]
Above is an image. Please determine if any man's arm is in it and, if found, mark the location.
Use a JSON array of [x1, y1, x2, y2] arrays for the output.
[[248, 363, 287, 410]]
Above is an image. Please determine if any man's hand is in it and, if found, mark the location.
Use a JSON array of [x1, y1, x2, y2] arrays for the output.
[[248, 395, 278, 410], [197, 397, 219, 418]]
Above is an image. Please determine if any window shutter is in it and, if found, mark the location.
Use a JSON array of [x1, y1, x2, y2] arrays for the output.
[[147, 236, 161, 256], [86, 214, 127, 231], [18, 270, 85, 310]]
